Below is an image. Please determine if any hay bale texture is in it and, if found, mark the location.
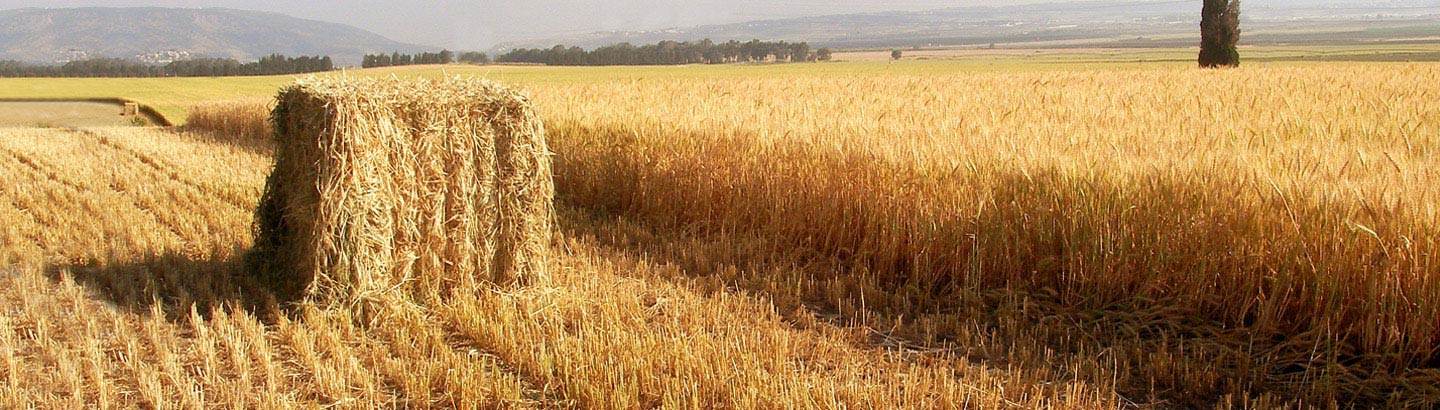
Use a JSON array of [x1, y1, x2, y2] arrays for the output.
[[248, 76, 553, 305]]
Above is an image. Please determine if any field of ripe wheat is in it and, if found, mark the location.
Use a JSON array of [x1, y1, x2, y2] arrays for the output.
[[1, 126, 1080, 408], [1, 60, 1437, 408], [535, 62, 1440, 407]]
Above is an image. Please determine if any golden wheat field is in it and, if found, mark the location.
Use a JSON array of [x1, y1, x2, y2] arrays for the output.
[[1, 61, 1438, 408]]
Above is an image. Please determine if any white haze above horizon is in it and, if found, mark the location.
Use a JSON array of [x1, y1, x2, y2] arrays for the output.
[[0, 0, 1422, 49]]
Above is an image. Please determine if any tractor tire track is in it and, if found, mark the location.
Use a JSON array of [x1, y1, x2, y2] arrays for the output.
[[0, 158, 54, 258], [0, 136, 119, 257], [6, 130, 189, 252], [0, 142, 88, 193], [363, 303, 554, 408], [434, 316, 558, 408], [74, 129, 254, 212], [67, 129, 255, 248]]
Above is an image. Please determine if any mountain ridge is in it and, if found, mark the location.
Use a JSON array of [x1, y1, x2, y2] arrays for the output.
[[494, 0, 1440, 51], [0, 7, 433, 66]]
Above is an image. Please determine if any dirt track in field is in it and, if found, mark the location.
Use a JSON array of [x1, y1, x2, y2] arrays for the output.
[[0, 101, 151, 128]]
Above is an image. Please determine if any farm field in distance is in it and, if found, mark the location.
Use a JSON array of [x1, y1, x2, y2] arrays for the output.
[[1, 51, 1438, 408], [0, 101, 147, 128], [8, 44, 1433, 124], [835, 43, 1440, 63]]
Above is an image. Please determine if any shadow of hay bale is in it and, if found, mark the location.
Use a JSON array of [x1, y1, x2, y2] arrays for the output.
[[246, 76, 555, 310], [47, 250, 289, 323]]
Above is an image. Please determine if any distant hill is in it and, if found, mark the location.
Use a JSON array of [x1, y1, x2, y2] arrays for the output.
[[0, 7, 431, 66], [495, 0, 1440, 51]]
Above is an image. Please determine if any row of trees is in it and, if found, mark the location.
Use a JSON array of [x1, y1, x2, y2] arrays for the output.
[[496, 40, 833, 66], [0, 54, 334, 78], [362, 50, 492, 67], [362, 51, 451, 67], [457, 52, 490, 64], [361, 50, 492, 68]]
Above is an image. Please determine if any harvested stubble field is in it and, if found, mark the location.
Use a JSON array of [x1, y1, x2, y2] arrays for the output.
[[0, 60, 1438, 408], [0, 127, 1017, 408]]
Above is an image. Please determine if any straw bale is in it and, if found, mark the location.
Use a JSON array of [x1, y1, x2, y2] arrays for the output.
[[247, 76, 553, 306]]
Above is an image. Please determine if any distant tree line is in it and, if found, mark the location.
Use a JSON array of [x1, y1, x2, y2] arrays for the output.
[[0, 54, 334, 78], [457, 52, 490, 64], [362, 50, 486, 68], [360, 50, 490, 67], [496, 39, 834, 66]]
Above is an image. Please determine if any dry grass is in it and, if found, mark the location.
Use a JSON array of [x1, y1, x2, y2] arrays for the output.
[[251, 77, 553, 308], [536, 63, 1440, 406], [0, 126, 1097, 408], [0, 127, 534, 408], [4, 62, 1437, 408], [182, 98, 274, 149]]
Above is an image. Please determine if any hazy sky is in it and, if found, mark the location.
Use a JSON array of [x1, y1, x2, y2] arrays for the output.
[[0, 0, 1125, 49], [0, 0, 1389, 49]]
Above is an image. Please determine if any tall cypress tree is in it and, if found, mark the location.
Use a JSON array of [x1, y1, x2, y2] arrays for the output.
[[1199, 0, 1241, 67]]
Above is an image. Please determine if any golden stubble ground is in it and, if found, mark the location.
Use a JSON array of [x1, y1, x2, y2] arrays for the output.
[[1, 61, 1437, 408], [0, 126, 1097, 408]]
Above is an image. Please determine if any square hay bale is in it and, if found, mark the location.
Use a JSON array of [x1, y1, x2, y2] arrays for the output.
[[247, 76, 553, 306]]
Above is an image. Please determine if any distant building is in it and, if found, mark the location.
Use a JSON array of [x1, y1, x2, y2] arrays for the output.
[[135, 50, 193, 64], [54, 49, 92, 63]]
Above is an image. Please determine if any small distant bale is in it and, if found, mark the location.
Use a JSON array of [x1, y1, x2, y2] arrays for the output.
[[122, 102, 139, 116], [247, 76, 554, 307]]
